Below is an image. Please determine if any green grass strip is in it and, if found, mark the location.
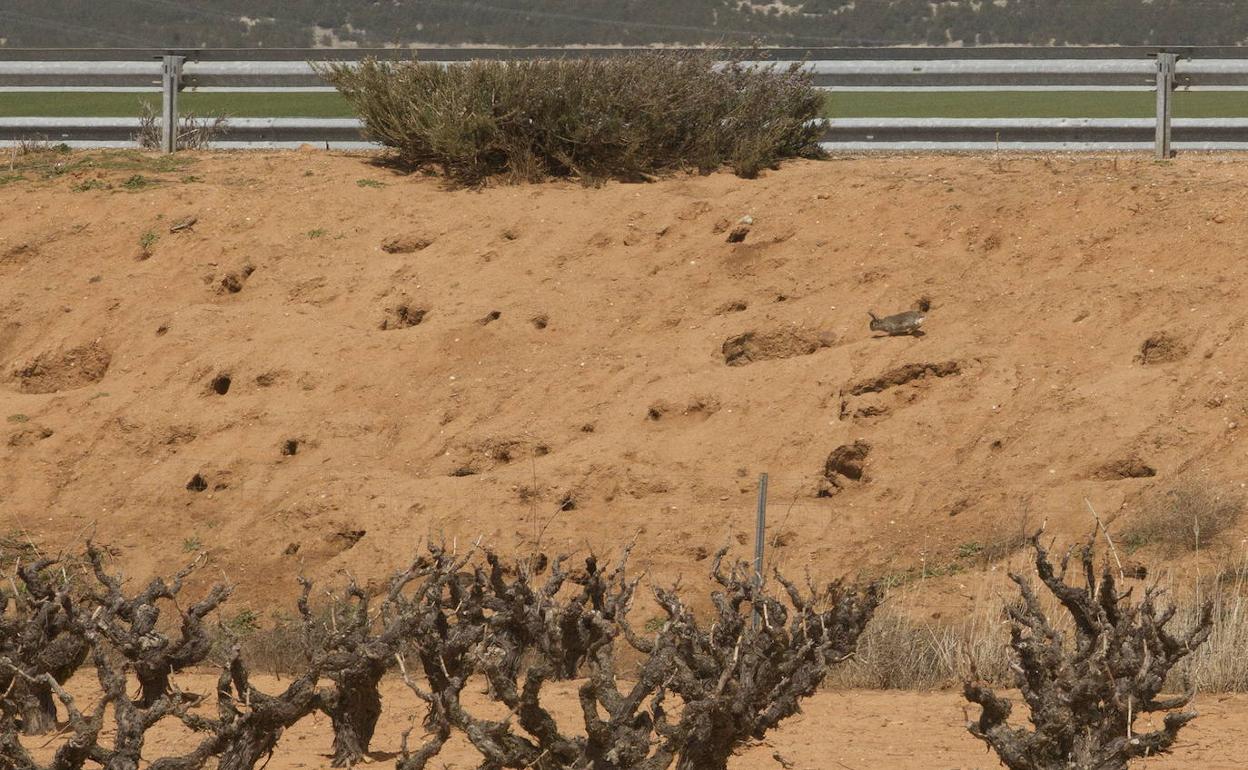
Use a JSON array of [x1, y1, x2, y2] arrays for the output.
[[825, 91, 1248, 119], [0, 92, 355, 118], [4, 90, 1248, 120]]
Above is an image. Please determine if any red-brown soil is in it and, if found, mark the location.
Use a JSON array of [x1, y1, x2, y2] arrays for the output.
[[2, 151, 1247, 613]]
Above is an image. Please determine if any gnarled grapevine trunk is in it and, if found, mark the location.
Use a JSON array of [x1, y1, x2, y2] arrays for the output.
[[133, 666, 172, 711], [14, 686, 57, 735], [320, 662, 386, 767], [964, 535, 1213, 770], [2, 560, 90, 736], [215, 655, 323, 770], [83, 544, 231, 710], [1, 540, 878, 770]]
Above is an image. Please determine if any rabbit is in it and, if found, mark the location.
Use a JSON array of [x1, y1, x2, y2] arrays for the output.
[[868, 309, 925, 337]]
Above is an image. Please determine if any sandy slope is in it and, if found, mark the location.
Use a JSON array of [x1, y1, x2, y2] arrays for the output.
[[2, 151, 1247, 613]]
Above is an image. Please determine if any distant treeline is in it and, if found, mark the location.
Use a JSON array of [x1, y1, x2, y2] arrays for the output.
[[3, 0, 1247, 49]]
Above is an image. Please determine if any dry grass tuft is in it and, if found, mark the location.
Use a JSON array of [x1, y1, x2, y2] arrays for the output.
[[1162, 561, 1248, 692], [826, 600, 1010, 689], [830, 549, 1248, 694], [135, 101, 229, 150], [9, 136, 68, 158], [1123, 483, 1245, 555]]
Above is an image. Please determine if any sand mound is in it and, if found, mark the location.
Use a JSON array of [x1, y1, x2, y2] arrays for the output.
[[1136, 330, 1190, 364], [721, 327, 836, 366], [10, 342, 111, 394]]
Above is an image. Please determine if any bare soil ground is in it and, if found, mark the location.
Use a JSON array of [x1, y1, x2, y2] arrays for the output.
[[5, 150, 1248, 764], [4, 151, 1246, 609], [22, 672, 1248, 769]]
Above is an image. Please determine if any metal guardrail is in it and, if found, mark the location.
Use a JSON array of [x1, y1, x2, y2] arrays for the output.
[[3, 47, 1248, 155], [0, 58, 1168, 90], [16, 116, 1248, 152]]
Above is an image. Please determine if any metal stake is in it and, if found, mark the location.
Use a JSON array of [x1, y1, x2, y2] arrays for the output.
[[753, 472, 768, 629]]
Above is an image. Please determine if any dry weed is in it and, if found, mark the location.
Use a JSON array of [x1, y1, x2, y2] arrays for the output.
[[1123, 483, 1245, 554], [830, 548, 1248, 694], [135, 101, 229, 150]]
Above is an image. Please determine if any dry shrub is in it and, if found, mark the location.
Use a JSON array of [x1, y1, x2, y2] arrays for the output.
[[1124, 483, 1245, 554], [965, 536, 1213, 769], [231, 610, 326, 676], [317, 52, 824, 185], [135, 101, 229, 150]]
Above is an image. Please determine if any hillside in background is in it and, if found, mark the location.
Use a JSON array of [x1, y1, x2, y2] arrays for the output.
[[3, 0, 1248, 49], [2, 151, 1246, 613]]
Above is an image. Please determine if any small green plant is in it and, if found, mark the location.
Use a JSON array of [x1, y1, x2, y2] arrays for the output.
[[150, 155, 186, 173], [225, 608, 260, 636], [180, 174, 204, 183], [307, 228, 327, 238], [6, 414, 29, 423], [41, 162, 73, 179], [121, 174, 152, 190], [954, 528, 1030, 567], [643, 616, 666, 633], [0, 174, 27, 186], [355, 178, 385, 188], [878, 559, 966, 589], [303, 170, 314, 177], [182, 536, 203, 552], [139, 229, 159, 254], [956, 541, 983, 559], [71, 178, 110, 192]]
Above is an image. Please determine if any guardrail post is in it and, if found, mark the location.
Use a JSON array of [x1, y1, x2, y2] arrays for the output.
[[160, 55, 184, 153], [1154, 53, 1177, 160]]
